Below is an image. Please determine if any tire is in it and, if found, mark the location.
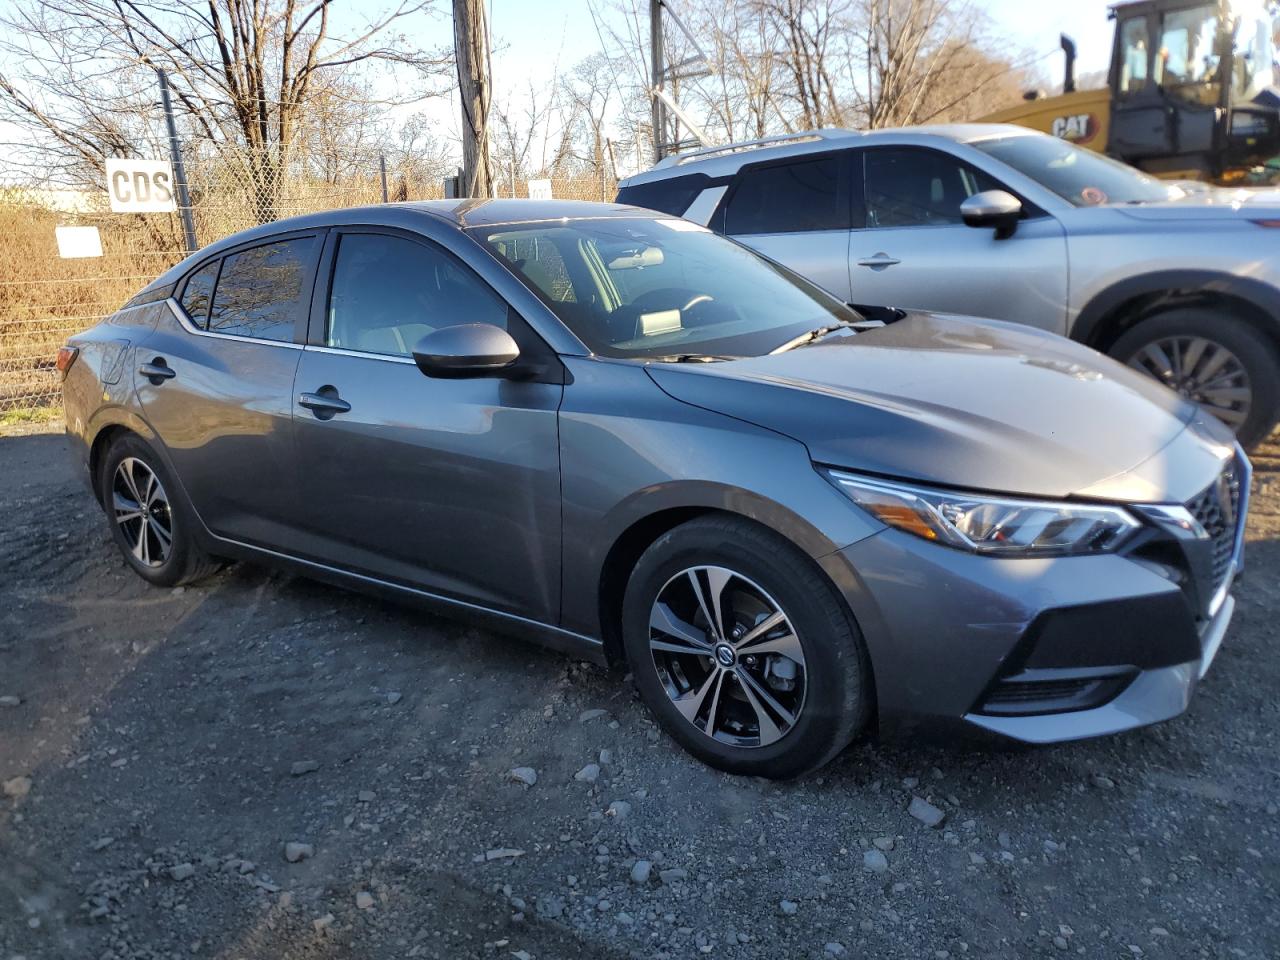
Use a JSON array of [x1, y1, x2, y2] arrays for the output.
[[1108, 308, 1280, 449], [621, 515, 870, 779], [99, 434, 221, 587]]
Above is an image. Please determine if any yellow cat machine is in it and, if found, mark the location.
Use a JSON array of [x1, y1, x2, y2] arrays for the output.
[[982, 0, 1280, 183]]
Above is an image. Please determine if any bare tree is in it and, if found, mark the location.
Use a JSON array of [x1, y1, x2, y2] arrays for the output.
[[0, 0, 450, 219]]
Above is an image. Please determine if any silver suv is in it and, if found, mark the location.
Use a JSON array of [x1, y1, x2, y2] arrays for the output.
[[617, 124, 1280, 447]]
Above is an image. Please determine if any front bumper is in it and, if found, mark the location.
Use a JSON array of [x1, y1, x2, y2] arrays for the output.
[[819, 524, 1240, 745]]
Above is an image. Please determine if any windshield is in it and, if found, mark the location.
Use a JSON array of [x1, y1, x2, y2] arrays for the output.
[[1230, 1, 1278, 99], [972, 135, 1180, 206], [476, 218, 857, 359]]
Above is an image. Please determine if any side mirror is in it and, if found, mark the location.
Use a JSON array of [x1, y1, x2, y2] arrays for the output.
[[412, 323, 520, 378], [960, 190, 1023, 239]]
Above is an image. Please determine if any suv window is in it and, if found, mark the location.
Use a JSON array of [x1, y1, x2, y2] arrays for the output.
[[724, 156, 846, 235], [327, 232, 507, 356], [180, 259, 219, 328], [863, 148, 999, 228], [207, 236, 316, 342]]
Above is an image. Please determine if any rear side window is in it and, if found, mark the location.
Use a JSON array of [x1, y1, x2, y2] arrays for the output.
[[863, 148, 1000, 228], [208, 236, 317, 342], [615, 173, 709, 216], [724, 156, 846, 235], [180, 260, 219, 327], [326, 233, 507, 357]]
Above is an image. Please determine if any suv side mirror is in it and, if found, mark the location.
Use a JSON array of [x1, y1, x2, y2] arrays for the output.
[[412, 323, 521, 378], [960, 190, 1023, 239]]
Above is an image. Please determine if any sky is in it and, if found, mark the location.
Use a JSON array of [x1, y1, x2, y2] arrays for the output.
[[0, 0, 1123, 183]]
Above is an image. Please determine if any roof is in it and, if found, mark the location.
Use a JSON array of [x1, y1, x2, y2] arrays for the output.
[[135, 198, 663, 298], [620, 123, 1042, 187]]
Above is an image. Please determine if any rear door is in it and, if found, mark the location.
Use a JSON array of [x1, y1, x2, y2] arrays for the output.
[[288, 228, 564, 623], [717, 151, 855, 301], [847, 146, 1069, 333], [133, 231, 321, 548]]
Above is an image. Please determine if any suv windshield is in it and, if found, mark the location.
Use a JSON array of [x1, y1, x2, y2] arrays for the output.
[[972, 135, 1180, 207], [475, 218, 857, 359]]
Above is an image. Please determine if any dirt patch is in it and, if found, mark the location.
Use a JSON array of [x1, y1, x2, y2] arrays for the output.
[[1, 428, 1277, 959]]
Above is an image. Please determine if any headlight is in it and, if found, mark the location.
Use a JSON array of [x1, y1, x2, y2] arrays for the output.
[[826, 470, 1141, 557]]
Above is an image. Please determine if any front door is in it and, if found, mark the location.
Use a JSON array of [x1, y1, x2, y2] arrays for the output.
[[289, 229, 564, 623], [848, 147, 1069, 334]]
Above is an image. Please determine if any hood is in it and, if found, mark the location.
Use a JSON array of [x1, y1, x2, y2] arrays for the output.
[[1112, 187, 1280, 222], [646, 314, 1234, 501]]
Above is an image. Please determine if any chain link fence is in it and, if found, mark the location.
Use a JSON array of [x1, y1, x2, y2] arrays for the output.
[[0, 153, 618, 417]]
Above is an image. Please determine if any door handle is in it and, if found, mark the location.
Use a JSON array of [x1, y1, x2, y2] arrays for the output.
[[298, 389, 351, 420], [856, 253, 901, 269], [138, 359, 176, 383]]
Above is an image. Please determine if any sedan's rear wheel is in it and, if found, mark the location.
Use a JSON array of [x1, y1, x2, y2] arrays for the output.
[[1109, 308, 1280, 448], [100, 435, 220, 587], [622, 516, 870, 779]]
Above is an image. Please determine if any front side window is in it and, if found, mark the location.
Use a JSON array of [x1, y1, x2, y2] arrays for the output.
[[972, 135, 1179, 206], [863, 148, 999, 228], [208, 236, 317, 342], [326, 233, 507, 356], [480, 217, 856, 359], [180, 259, 219, 328], [1118, 15, 1151, 93], [724, 156, 846, 235]]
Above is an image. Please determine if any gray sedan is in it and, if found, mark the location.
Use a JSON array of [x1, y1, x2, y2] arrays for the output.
[[59, 200, 1248, 777]]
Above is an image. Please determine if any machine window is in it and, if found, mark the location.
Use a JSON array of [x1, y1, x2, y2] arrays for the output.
[[724, 156, 846, 235], [326, 233, 507, 356], [1118, 16, 1151, 94], [207, 237, 316, 342]]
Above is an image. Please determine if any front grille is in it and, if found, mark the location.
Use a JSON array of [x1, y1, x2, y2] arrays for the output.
[[1185, 460, 1242, 596]]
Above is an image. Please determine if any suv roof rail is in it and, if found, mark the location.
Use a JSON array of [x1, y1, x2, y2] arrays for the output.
[[653, 128, 860, 169]]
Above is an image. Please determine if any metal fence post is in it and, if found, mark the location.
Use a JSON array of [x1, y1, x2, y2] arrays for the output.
[[380, 154, 389, 203], [156, 68, 198, 253]]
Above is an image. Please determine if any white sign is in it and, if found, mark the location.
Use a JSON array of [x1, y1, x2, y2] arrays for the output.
[[55, 225, 103, 259], [527, 178, 553, 201], [106, 158, 177, 213]]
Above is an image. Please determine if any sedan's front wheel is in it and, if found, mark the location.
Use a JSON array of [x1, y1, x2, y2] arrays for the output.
[[622, 516, 870, 779]]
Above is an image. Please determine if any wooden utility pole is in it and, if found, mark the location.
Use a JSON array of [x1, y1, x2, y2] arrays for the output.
[[650, 0, 666, 163], [454, 0, 493, 197]]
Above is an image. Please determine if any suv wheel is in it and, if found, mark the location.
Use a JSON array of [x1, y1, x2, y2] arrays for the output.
[[100, 435, 221, 587], [1108, 308, 1280, 448], [621, 516, 870, 779]]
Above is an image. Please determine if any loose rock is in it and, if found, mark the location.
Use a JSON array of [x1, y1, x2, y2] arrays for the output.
[[283, 842, 314, 863], [631, 859, 652, 884], [779, 899, 798, 915], [0, 695, 21, 707], [355, 890, 374, 909], [873, 836, 895, 852], [578, 709, 607, 723], [289, 760, 320, 776], [863, 849, 889, 873], [908, 796, 946, 828], [3, 776, 31, 798], [169, 863, 195, 881], [659, 868, 688, 884], [508, 767, 538, 787], [825, 944, 847, 958], [574, 763, 600, 783], [606, 800, 631, 819]]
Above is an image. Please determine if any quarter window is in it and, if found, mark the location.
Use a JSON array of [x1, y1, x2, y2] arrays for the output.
[[864, 149, 1000, 228], [724, 156, 846, 235], [180, 260, 219, 328], [326, 233, 507, 356], [207, 236, 316, 342]]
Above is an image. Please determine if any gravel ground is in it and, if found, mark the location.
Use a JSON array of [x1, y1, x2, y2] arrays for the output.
[[1, 426, 1277, 960]]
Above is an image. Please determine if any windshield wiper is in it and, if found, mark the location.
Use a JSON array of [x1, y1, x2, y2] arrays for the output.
[[649, 353, 738, 363], [770, 320, 863, 354]]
